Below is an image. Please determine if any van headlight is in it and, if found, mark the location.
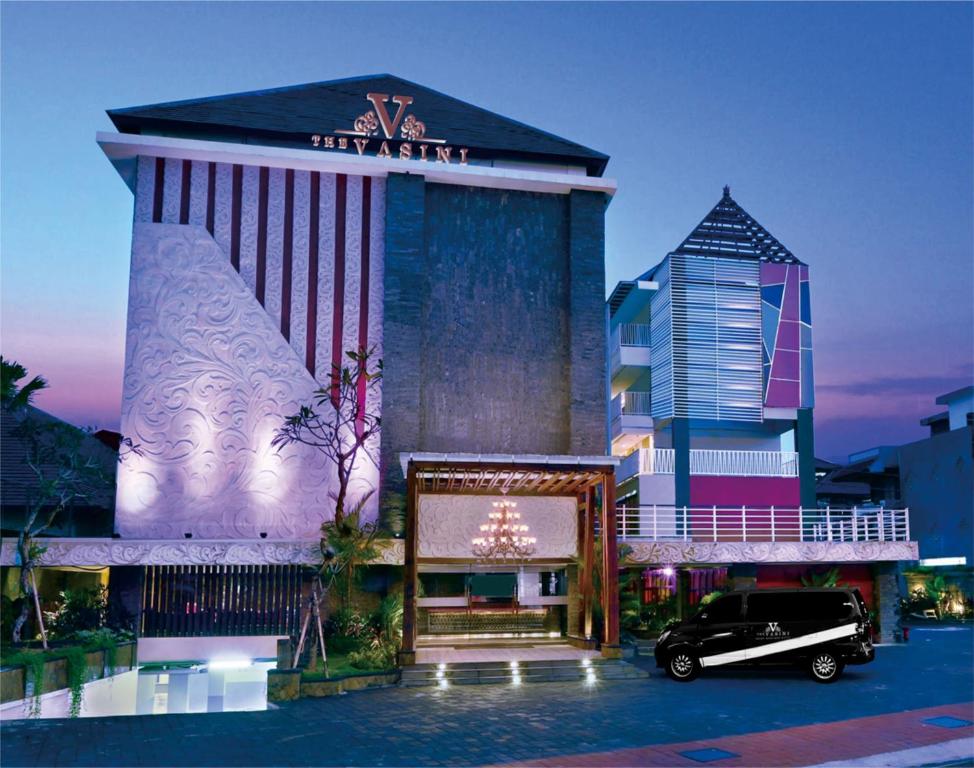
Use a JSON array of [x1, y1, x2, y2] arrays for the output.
[[658, 630, 671, 644]]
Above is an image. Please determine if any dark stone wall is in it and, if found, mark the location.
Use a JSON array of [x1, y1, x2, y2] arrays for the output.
[[380, 173, 427, 502], [421, 183, 571, 453], [380, 175, 608, 497], [568, 190, 609, 454]]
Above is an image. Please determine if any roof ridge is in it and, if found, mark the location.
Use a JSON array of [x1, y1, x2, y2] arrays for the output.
[[107, 73, 397, 116], [673, 188, 802, 264]]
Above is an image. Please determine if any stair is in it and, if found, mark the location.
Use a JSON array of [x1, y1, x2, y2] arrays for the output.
[[399, 658, 648, 687]]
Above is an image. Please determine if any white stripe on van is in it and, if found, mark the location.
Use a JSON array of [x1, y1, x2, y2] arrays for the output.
[[699, 623, 860, 668]]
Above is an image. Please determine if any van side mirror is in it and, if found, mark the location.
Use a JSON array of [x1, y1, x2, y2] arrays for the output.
[[697, 612, 709, 623]]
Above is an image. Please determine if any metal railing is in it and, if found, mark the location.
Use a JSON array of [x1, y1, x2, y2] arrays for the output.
[[618, 323, 652, 347], [617, 448, 799, 479], [612, 391, 653, 418], [616, 505, 911, 544], [689, 449, 798, 477]]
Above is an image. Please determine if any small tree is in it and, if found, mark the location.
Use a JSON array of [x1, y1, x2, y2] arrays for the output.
[[273, 347, 382, 671]]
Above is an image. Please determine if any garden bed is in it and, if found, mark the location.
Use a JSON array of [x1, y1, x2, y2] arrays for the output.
[[267, 653, 398, 701], [0, 641, 137, 706]]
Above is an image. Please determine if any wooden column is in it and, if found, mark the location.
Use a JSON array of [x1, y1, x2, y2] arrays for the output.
[[600, 470, 621, 657], [400, 462, 419, 665], [580, 485, 596, 641]]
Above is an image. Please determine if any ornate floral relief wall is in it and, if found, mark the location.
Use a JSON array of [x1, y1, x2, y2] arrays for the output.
[[116, 223, 378, 539], [417, 494, 578, 560]]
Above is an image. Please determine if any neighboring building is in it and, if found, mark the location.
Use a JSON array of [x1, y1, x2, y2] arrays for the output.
[[606, 189, 916, 639], [899, 386, 973, 609], [816, 446, 902, 509], [2, 74, 623, 664], [0, 407, 118, 635]]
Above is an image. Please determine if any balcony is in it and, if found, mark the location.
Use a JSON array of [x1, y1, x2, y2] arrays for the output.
[[609, 323, 651, 385], [617, 505, 910, 543], [617, 447, 799, 480], [610, 391, 654, 443]]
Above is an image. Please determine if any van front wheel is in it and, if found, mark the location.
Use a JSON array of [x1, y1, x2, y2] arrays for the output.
[[666, 652, 700, 682], [810, 651, 843, 683]]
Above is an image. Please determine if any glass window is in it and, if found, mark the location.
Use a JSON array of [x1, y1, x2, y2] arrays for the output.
[[746, 592, 799, 622], [702, 594, 742, 623]]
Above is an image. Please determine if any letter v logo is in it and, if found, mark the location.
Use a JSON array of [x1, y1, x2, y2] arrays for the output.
[[365, 93, 414, 140]]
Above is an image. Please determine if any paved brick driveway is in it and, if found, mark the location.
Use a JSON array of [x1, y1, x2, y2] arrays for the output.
[[2, 627, 971, 767]]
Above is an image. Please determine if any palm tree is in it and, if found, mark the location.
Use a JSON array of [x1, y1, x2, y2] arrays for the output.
[[1, 357, 48, 412]]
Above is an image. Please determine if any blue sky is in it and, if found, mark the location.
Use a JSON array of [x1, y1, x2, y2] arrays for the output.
[[1, 1, 971, 460]]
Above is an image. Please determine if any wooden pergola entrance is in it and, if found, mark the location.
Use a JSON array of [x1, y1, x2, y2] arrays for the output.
[[399, 453, 621, 665]]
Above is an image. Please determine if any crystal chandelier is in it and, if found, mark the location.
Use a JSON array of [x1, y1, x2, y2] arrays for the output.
[[471, 500, 537, 560]]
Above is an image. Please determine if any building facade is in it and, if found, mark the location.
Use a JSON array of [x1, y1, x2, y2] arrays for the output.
[[3, 74, 623, 663], [606, 189, 916, 639]]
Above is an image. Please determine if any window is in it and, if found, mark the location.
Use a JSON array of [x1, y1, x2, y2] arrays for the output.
[[747, 591, 855, 622], [703, 594, 742, 623]]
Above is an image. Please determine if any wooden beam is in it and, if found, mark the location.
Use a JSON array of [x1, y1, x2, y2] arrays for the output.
[[600, 473, 620, 649], [581, 485, 595, 639], [401, 463, 419, 665]]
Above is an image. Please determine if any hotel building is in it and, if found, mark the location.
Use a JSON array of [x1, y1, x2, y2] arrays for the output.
[[0, 74, 918, 668], [3, 74, 625, 665], [607, 190, 917, 640]]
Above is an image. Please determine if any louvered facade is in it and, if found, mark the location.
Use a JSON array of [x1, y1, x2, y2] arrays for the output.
[[650, 253, 764, 422]]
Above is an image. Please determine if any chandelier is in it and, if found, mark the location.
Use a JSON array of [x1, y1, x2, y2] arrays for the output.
[[471, 500, 537, 560]]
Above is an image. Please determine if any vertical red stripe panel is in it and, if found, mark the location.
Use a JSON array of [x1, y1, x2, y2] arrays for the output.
[[179, 159, 191, 224], [281, 169, 294, 341], [230, 165, 243, 271], [205, 162, 216, 235], [152, 157, 165, 223], [356, 176, 372, 427], [256, 166, 269, 306], [330, 174, 347, 402], [306, 172, 320, 376]]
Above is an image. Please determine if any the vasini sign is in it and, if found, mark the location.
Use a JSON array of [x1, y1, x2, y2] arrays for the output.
[[311, 92, 470, 165]]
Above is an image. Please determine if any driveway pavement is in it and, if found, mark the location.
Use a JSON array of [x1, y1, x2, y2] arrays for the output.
[[1, 627, 971, 767]]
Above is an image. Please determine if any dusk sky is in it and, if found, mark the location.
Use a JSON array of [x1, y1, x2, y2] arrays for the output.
[[1, 2, 971, 461]]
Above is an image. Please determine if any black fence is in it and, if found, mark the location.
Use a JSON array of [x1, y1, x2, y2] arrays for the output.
[[140, 565, 303, 637]]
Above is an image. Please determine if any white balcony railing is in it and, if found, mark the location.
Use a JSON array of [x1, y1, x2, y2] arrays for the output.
[[618, 323, 651, 347], [617, 505, 911, 544], [617, 448, 799, 479], [611, 391, 653, 419], [690, 449, 798, 477]]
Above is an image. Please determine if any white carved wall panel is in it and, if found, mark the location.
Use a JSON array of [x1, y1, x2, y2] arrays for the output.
[[116, 223, 378, 539], [417, 494, 578, 560]]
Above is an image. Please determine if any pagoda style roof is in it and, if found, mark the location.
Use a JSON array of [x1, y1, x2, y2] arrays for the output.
[[107, 73, 609, 176], [670, 186, 803, 264]]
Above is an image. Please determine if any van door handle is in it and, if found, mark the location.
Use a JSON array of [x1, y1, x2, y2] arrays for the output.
[[711, 631, 733, 638]]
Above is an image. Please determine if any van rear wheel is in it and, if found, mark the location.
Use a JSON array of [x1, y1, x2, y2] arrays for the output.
[[810, 651, 843, 683], [666, 651, 700, 682]]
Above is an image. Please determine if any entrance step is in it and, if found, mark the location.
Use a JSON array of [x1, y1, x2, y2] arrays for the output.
[[399, 658, 648, 687], [634, 639, 657, 657], [416, 635, 568, 648]]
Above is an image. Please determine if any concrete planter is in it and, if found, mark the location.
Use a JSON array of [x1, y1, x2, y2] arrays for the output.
[[0, 641, 138, 704], [267, 669, 400, 701]]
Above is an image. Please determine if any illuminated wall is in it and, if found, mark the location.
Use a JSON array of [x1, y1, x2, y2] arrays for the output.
[[116, 156, 384, 539]]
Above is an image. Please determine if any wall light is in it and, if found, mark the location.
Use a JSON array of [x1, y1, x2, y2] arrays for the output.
[[207, 658, 253, 670]]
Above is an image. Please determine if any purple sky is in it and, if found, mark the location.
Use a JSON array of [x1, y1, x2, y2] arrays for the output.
[[2, 2, 971, 462]]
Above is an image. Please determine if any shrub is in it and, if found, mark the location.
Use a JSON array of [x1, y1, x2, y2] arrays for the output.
[[347, 640, 397, 671], [45, 586, 108, 640]]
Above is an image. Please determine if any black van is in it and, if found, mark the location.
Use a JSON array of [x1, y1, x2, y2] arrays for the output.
[[654, 588, 874, 683]]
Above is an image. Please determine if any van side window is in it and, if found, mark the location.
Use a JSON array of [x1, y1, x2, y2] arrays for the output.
[[703, 594, 742, 623], [746, 593, 801, 622]]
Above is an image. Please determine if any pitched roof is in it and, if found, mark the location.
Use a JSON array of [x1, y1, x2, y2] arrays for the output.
[[1, 406, 117, 510], [670, 186, 802, 264], [107, 73, 609, 176]]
